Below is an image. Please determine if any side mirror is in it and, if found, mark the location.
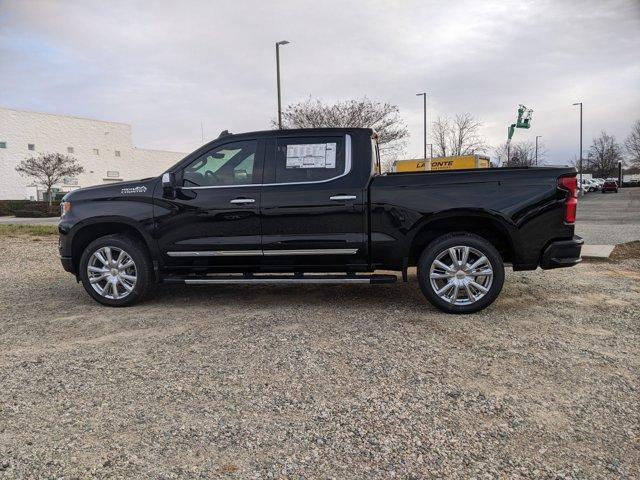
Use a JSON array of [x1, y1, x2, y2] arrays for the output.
[[162, 172, 176, 197], [162, 172, 174, 186]]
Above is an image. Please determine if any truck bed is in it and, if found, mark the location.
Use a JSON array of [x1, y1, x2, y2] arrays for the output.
[[369, 166, 577, 270]]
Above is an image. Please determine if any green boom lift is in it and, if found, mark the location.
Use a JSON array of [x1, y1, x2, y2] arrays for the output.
[[506, 104, 533, 165]]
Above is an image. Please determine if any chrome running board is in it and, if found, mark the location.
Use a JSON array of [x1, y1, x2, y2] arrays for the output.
[[161, 273, 397, 285]]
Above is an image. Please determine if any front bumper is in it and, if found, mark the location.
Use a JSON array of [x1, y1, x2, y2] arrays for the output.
[[540, 235, 584, 269], [60, 256, 74, 273], [58, 224, 76, 274]]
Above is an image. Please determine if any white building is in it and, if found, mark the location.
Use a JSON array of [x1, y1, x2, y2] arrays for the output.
[[0, 107, 187, 200]]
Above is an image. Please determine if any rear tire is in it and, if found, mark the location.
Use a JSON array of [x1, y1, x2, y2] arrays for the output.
[[417, 233, 505, 314], [79, 234, 153, 307]]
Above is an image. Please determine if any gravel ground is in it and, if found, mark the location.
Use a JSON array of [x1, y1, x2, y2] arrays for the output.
[[0, 236, 638, 479]]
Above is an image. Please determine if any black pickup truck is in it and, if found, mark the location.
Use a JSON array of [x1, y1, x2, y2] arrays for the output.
[[59, 127, 582, 313]]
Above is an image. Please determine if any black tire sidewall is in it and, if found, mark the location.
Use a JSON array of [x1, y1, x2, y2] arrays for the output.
[[79, 235, 151, 307], [417, 233, 505, 314]]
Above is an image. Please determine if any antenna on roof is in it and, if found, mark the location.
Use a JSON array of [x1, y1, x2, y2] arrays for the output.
[[218, 130, 232, 138]]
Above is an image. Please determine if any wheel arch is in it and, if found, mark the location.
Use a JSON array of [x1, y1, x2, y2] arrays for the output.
[[70, 218, 156, 274], [408, 212, 515, 265]]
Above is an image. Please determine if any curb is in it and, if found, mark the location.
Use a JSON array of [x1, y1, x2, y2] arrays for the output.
[[581, 245, 615, 259]]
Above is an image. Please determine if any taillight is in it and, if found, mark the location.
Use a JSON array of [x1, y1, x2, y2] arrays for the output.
[[558, 176, 578, 224]]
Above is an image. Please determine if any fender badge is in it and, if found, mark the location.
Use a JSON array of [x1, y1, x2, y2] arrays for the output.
[[121, 185, 147, 194]]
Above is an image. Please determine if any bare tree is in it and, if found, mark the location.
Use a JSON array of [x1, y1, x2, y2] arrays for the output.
[[431, 117, 450, 158], [15, 153, 84, 205], [450, 113, 488, 156], [277, 97, 409, 168], [624, 119, 640, 168], [494, 140, 546, 167], [430, 113, 488, 157], [493, 143, 508, 166], [585, 131, 623, 178]]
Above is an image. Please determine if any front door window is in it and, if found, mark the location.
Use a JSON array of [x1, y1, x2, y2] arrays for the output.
[[182, 140, 258, 187]]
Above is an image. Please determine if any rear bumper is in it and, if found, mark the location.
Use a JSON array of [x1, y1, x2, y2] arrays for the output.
[[540, 235, 583, 269]]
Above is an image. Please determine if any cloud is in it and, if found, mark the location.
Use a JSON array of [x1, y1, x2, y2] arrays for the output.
[[1, 0, 638, 164]]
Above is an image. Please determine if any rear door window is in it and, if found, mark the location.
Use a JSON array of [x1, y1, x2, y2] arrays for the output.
[[274, 136, 346, 184]]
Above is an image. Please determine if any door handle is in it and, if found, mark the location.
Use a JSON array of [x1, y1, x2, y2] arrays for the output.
[[230, 198, 255, 204], [329, 195, 356, 201]]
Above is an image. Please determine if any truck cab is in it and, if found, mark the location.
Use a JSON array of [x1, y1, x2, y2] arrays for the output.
[[154, 128, 373, 273]]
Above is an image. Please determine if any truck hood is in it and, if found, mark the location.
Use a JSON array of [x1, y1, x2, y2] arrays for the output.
[[62, 177, 159, 202]]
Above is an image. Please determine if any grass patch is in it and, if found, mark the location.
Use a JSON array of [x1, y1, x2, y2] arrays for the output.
[[0, 224, 58, 237]]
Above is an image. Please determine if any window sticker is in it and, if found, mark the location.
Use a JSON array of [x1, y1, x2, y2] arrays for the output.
[[286, 143, 336, 169]]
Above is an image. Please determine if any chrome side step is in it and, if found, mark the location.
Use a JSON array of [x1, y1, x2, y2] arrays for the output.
[[161, 274, 397, 285]]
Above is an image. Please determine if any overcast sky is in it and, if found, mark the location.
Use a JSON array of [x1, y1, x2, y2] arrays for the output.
[[1, 0, 639, 164]]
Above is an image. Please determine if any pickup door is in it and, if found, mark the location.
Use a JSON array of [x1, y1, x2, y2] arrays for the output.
[[154, 138, 265, 268], [259, 134, 368, 270]]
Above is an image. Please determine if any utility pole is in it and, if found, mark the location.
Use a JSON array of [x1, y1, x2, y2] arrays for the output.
[[618, 161, 622, 187], [573, 102, 583, 192], [535, 135, 541, 166], [416, 92, 427, 159], [276, 40, 290, 129]]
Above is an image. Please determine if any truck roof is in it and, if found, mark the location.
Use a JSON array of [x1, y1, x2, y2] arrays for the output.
[[213, 127, 374, 142]]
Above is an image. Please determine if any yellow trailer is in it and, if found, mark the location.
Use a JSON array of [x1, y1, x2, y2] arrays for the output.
[[393, 159, 429, 172], [393, 155, 490, 172]]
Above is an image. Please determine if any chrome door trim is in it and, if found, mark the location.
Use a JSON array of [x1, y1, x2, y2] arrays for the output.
[[229, 198, 255, 204], [329, 195, 356, 201], [180, 134, 352, 190], [167, 250, 263, 257], [262, 248, 358, 256], [166, 248, 358, 257]]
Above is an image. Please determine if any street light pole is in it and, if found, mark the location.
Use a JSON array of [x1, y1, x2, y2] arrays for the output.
[[535, 135, 541, 166], [573, 102, 583, 192], [416, 92, 427, 160], [276, 40, 290, 130]]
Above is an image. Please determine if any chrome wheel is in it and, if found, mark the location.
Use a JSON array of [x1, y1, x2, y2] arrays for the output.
[[429, 246, 493, 306], [87, 246, 137, 300]]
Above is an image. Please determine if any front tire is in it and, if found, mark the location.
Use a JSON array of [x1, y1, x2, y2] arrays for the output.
[[417, 233, 505, 314], [79, 234, 153, 307]]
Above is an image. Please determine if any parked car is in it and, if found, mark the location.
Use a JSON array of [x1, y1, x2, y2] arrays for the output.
[[577, 179, 590, 194], [586, 178, 601, 191], [58, 128, 583, 314], [602, 179, 619, 193], [584, 178, 599, 192]]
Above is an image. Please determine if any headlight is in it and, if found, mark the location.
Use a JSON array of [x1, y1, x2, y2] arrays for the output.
[[61, 201, 71, 217]]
